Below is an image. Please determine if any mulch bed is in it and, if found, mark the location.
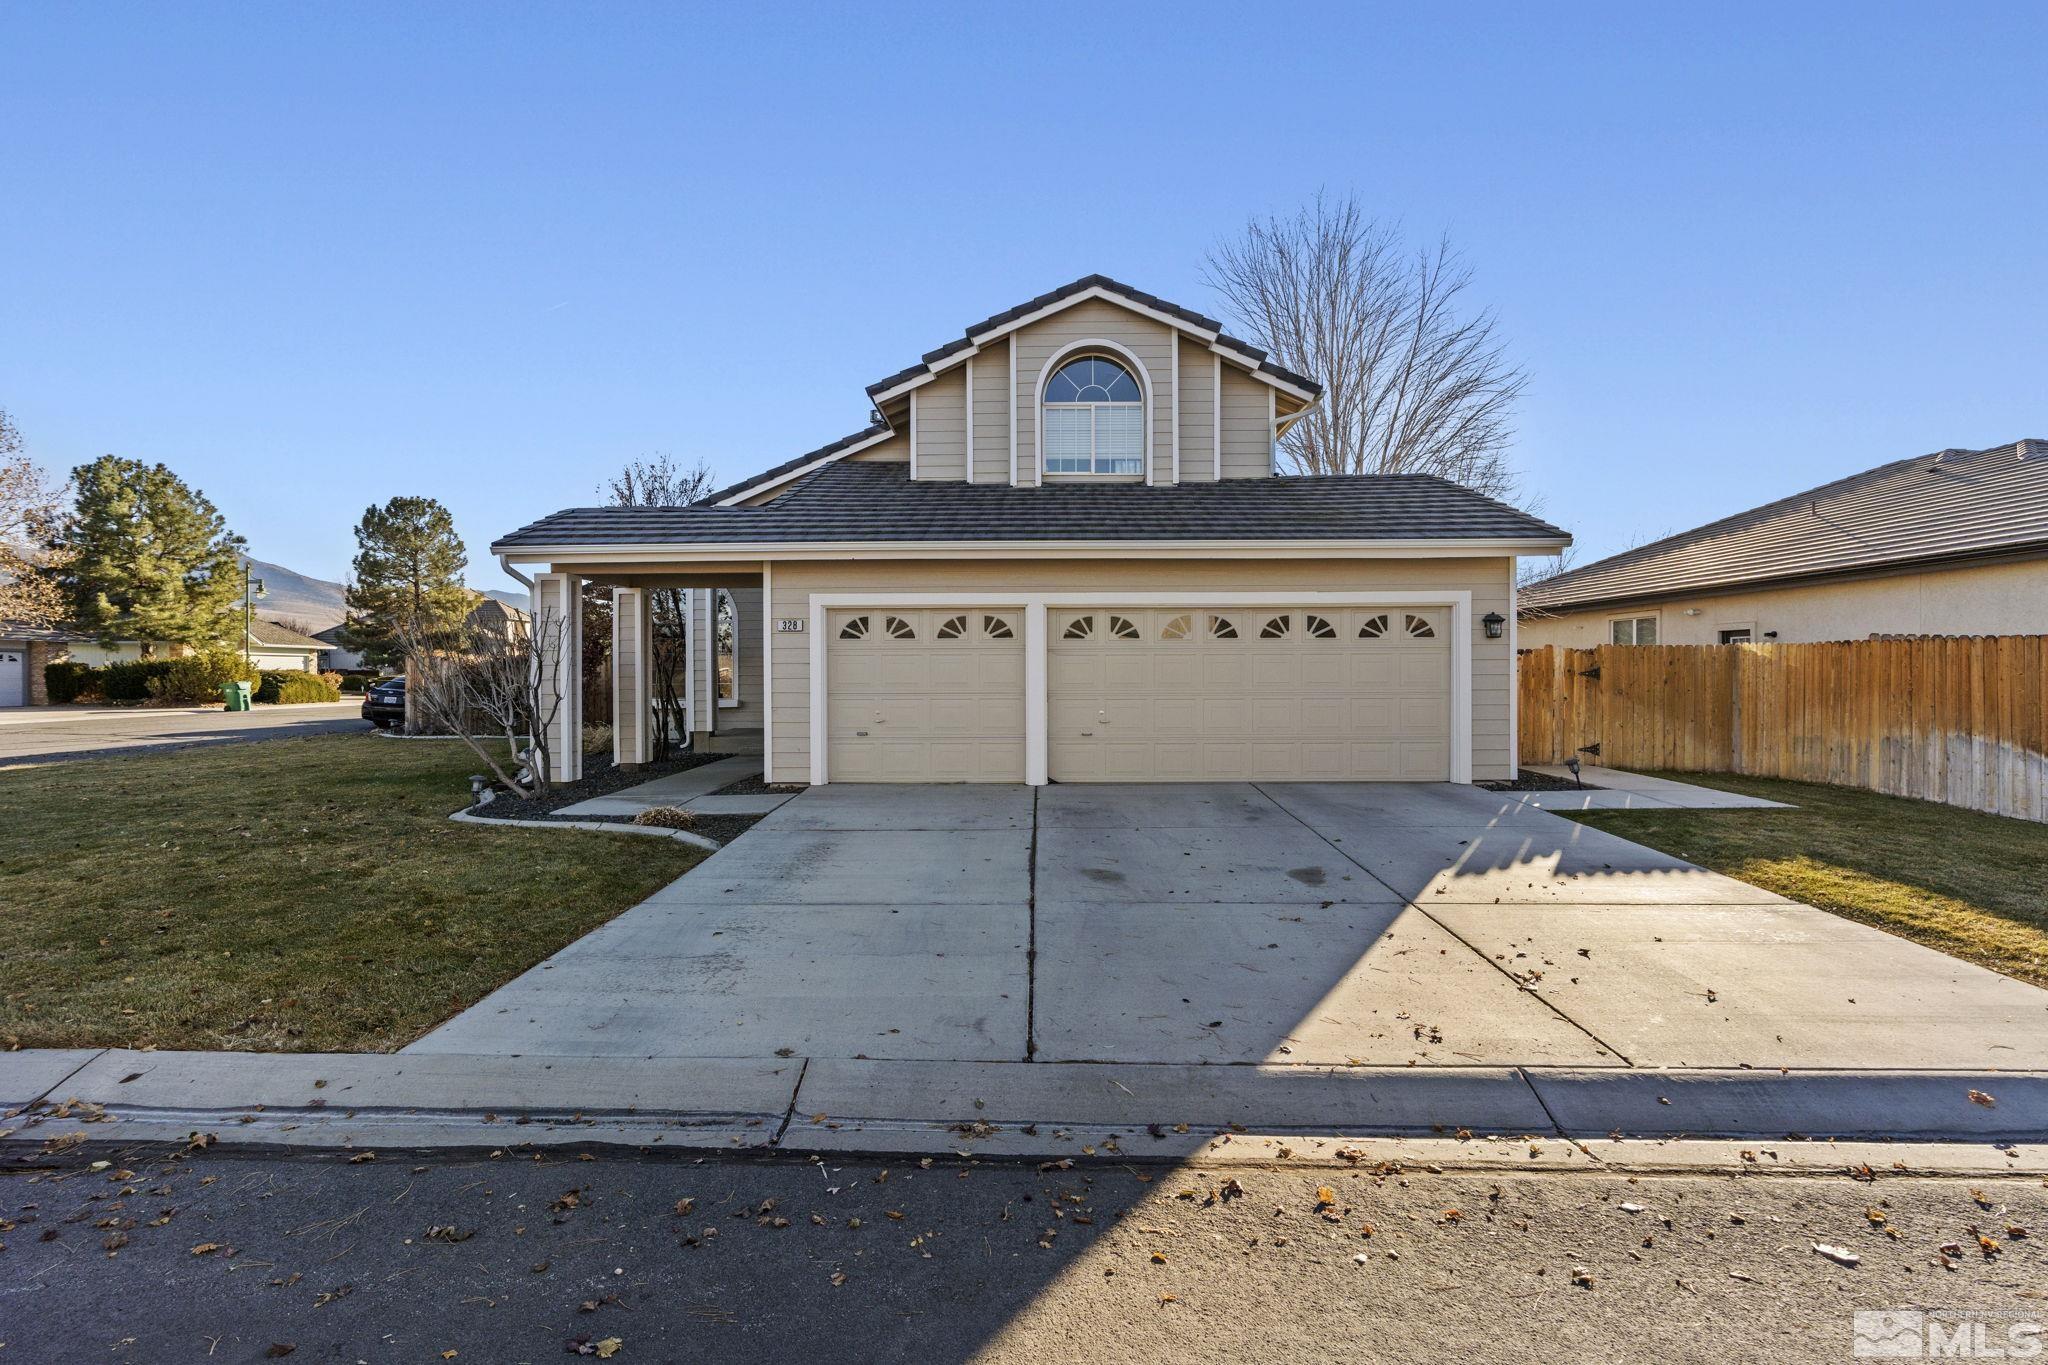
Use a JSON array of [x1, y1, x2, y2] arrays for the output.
[[1477, 769, 1602, 792], [462, 750, 727, 821], [709, 773, 807, 797]]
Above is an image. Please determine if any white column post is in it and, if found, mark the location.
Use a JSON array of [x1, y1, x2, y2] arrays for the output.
[[1024, 601, 1048, 786], [531, 571, 583, 784]]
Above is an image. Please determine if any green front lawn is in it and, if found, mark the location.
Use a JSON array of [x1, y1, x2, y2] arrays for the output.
[[0, 735, 703, 1052], [1566, 773, 2048, 987]]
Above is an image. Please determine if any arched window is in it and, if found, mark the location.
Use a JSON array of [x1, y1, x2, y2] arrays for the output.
[[1042, 356, 1143, 476]]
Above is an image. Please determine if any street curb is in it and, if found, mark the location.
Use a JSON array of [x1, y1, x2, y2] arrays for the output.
[[5, 1051, 2043, 1167], [447, 807, 723, 851]]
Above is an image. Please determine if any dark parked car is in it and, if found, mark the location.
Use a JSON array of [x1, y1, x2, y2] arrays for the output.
[[362, 676, 406, 729]]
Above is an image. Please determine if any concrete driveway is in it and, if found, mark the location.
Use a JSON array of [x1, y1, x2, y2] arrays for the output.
[[408, 781, 2048, 1073]]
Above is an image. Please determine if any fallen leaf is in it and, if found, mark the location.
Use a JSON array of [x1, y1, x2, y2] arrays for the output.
[[1812, 1243, 1860, 1267], [1968, 1089, 1997, 1108], [191, 1242, 223, 1256]]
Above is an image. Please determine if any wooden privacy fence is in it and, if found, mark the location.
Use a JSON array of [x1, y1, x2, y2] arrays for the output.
[[1517, 638, 2048, 823]]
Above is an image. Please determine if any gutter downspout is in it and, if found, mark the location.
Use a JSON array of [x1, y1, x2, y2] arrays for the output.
[[496, 554, 534, 590]]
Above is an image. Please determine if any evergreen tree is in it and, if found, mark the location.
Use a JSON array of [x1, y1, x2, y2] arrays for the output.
[[342, 496, 470, 665], [59, 455, 246, 646]]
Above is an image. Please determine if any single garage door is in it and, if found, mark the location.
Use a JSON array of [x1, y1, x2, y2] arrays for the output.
[[826, 607, 1025, 782], [1049, 606, 1451, 781], [0, 648, 22, 708]]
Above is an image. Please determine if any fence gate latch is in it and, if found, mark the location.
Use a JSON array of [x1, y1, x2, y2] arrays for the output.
[[1576, 743, 1601, 757], [1577, 665, 1602, 681]]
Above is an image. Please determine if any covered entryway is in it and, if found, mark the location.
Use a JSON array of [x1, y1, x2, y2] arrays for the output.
[[825, 607, 1026, 782], [1048, 605, 1451, 781]]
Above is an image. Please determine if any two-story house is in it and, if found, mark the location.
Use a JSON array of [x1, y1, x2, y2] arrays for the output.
[[493, 276, 1569, 786]]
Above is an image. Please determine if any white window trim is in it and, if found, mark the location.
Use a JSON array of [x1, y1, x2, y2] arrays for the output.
[[1031, 339, 1154, 487], [807, 590, 1473, 788], [1716, 621, 1757, 645], [715, 588, 740, 709], [1608, 612, 1660, 645]]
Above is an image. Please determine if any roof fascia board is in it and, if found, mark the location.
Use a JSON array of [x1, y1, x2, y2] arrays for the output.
[[497, 536, 1568, 563], [710, 427, 900, 506]]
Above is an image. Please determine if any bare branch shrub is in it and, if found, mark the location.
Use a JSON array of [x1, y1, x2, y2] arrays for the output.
[[400, 600, 569, 799]]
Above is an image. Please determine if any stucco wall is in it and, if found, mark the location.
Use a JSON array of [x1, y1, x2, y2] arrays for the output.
[[766, 555, 1516, 784], [1520, 557, 2048, 648]]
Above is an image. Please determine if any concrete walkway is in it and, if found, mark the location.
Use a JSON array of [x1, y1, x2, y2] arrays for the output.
[[554, 753, 798, 817], [1514, 765, 1794, 812]]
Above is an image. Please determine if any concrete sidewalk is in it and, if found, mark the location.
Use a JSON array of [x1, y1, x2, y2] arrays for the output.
[[1514, 765, 1794, 812], [555, 754, 798, 817]]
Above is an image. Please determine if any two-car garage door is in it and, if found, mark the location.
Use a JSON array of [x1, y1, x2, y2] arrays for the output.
[[824, 603, 1451, 783]]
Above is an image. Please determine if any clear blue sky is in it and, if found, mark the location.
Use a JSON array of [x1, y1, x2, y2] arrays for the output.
[[3, 2, 2042, 595]]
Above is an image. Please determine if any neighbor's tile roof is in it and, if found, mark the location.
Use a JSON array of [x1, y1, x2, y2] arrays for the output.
[[1519, 440, 2048, 613], [249, 619, 328, 648], [494, 459, 1567, 550]]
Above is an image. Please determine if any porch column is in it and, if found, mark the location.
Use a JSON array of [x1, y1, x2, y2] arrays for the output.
[[531, 571, 583, 784], [612, 586, 651, 770]]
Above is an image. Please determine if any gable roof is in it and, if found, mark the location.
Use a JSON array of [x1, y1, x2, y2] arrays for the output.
[[699, 275, 1324, 508], [248, 619, 327, 649], [495, 459, 1566, 554], [863, 273, 1322, 403], [1520, 439, 2048, 614]]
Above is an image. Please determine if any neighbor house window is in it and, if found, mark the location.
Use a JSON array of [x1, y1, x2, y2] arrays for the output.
[[1042, 356, 1143, 475], [1717, 627, 1753, 645], [1610, 615, 1658, 645]]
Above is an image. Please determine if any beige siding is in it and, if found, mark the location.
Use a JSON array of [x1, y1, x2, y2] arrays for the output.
[[845, 431, 909, 463], [612, 588, 644, 762], [910, 367, 966, 481], [1518, 557, 2048, 649], [767, 555, 1515, 783], [1010, 298, 1175, 485], [1219, 365, 1273, 478], [1178, 338, 1216, 481], [970, 347, 1010, 483]]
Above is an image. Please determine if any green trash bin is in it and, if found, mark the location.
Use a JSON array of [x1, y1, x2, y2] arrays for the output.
[[221, 681, 253, 712]]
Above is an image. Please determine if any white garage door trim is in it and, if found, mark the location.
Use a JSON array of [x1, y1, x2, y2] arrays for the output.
[[807, 591, 1472, 786]]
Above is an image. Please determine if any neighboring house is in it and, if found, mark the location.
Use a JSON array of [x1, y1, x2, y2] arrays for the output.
[[466, 597, 530, 640], [0, 624, 85, 707], [1520, 440, 2048, 647], [493, 274, 1569, 785], [60, 618, 328, 672], [313, 623, 368, 672]]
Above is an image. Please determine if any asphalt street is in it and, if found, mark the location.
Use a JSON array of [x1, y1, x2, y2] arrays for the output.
[[0, 702, 366, 765], [3, 1143, 2042, 1363]]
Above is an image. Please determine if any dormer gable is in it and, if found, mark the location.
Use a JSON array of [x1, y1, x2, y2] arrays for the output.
[[710, 276, 1320, 505]]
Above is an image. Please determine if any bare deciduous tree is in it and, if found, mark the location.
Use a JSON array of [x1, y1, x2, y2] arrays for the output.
[[0, 407, 72, 627], [401, 601, 568, 799], [604, 454, 715, 760], [1203, 193, 1528, 498]]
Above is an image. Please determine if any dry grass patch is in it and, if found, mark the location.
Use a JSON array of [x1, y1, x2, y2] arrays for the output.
[[1567, 773, 2048, 987], [0, 734, 703, 1052]]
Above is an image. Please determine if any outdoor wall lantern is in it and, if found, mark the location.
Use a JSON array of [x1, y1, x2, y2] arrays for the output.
[[1481, 611, 1506, 639]]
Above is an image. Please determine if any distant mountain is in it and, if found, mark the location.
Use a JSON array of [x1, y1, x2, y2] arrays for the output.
[[237, 556, 529, 633]]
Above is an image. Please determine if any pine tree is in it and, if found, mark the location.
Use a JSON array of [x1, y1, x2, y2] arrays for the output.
[[342, 496, 471, 665], [60, 455, 246, 646]]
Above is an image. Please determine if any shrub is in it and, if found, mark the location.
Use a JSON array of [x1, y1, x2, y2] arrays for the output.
[[44, 661, 99, 704], [147, 652, 258, 706], [262, 671, 342, 703], [101, 659, 175, 701], [631, 805, 697, 830]]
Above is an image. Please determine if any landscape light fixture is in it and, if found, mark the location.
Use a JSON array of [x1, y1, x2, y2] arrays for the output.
[[1481, 611, 1505, 639]]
